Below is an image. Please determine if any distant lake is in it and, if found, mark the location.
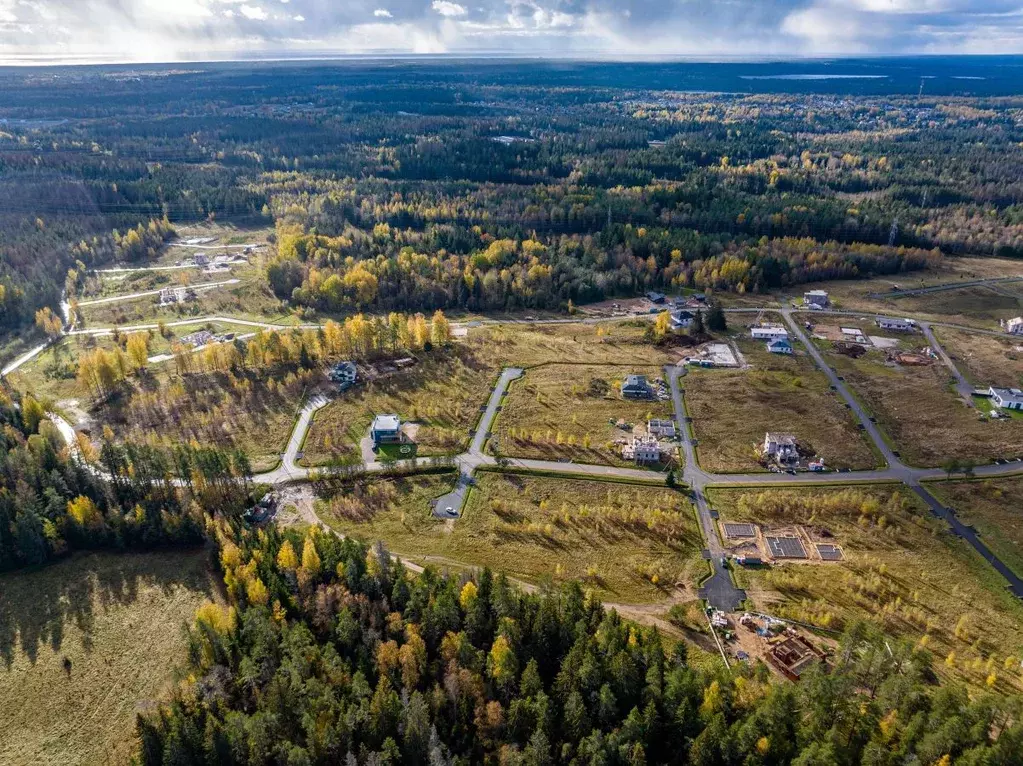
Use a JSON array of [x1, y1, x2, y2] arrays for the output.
[[740, 74, 888, 80]]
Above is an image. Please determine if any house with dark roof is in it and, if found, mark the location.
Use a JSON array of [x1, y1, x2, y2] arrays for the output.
[[621, 375, 653, 399], [767, 338, 793, 355]]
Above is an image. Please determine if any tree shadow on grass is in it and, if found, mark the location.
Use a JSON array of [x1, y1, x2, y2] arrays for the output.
[[0, 548, 212, 669]]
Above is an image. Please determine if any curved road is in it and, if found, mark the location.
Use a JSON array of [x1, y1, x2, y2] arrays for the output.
[[22, 299, 1023, 607]]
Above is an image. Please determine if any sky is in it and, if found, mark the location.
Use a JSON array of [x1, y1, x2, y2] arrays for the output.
[[0, 0, 1022, 64]]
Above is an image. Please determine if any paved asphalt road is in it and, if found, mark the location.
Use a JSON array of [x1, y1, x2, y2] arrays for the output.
[[667, 364, 747, 611], [920, 321, 976, 405], [75, 278, 241, 307], [866, 275, 1023, 300], [25, 291, 1023, 607]]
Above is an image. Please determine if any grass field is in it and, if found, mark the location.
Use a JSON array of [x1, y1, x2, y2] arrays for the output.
[[0, 550, 215, 766], [685, 337, 878, 472], [317, 472, 704, 603], [929, 477, 1023, 581], [709, 485, 1023, 694], [301, 345, 498, 464], [98, 366, 306, 472], [935, 327, 1023, 389], [825, 344, 1023, 466], [302, 322, 676, 465], [492, 364, 674, 467], [78, 268, 292, 328]]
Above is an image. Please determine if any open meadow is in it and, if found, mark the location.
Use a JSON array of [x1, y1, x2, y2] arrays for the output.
[[315, 471, 704, 603], [929, 477, 1023, 581], [301, 344, 498, 464], [0, 550, 215, 766], [934, 327, 1023, 389], [709, 485, 1023, 694], [685, 333, 878, 472], [492, 364, 674, 467], [824, 341, 1023, 466]]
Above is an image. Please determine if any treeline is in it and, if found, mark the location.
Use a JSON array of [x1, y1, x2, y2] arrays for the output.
[[0, 390, 235, 571], [137, 523, 1023, 764], [269, 218, 936, 313]]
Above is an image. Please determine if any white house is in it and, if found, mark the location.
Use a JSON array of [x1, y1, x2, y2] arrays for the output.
[[989, 387, 1023, 411], [1001, 317, 1023, 335], [804, 290, 830, 308], [750, 324, 788, 340], [371, 414, 403, 444], [763, 433, 799, 464], [767, 338, 793, 355], [623, 436, 662, 464], [877, 317, 916, 332]]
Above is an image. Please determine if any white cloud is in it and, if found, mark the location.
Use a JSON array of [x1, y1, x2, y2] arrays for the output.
[[431, 1, 466, 18], [293, 14, 304, 21], [373, 8, 392, 18], [239, 4, 268, 21]]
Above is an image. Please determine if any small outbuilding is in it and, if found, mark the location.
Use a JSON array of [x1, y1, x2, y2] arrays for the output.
[[646, 291, 666, 304]]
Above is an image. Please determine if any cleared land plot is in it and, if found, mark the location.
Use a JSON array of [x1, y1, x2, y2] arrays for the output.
[[0, 550, 215, 766], [826, 345, 1023, 466], [303, 322, 676, 466], [302, 346, 498, 464], [711, 485, 1023, 694], [77, 267, 292, 328], [685, 337, 878, 472], [317, 472, 704, 604], [493, 364, 673, 467], [929, 477, 1023, 581], [935, 328, 1023, 389], [95, 365, 309, 473]]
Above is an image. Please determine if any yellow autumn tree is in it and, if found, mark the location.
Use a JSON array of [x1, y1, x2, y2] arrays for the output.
[[430, 309, 451, 346], [277, 540, 299, 571], [301, 536, 321, 574], [488, 635, 518, 687], [459, 581, 478, 610], [126, 332, 150, 370], [67, 495, 103, 528]]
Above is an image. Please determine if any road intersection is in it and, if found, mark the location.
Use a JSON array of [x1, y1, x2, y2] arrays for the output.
[[10, 270, 1023, 608]]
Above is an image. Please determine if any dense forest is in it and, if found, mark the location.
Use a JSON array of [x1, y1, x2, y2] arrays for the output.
[[2, 62, 1023, 343], [0, 386, 246, 571], [137, 522, 1023, 765]]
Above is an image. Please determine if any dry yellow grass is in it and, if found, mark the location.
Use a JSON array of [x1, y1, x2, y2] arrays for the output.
[[493, 364, 674, 466], [827, 345, 1023, 466], [929, 477, 1023, 581], [685, 339, 878, 472], [0, 550, 215, 766], [318, 472, 703, 604], [935, 327, 1023, 389], [711, 486, 1023, 694]]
